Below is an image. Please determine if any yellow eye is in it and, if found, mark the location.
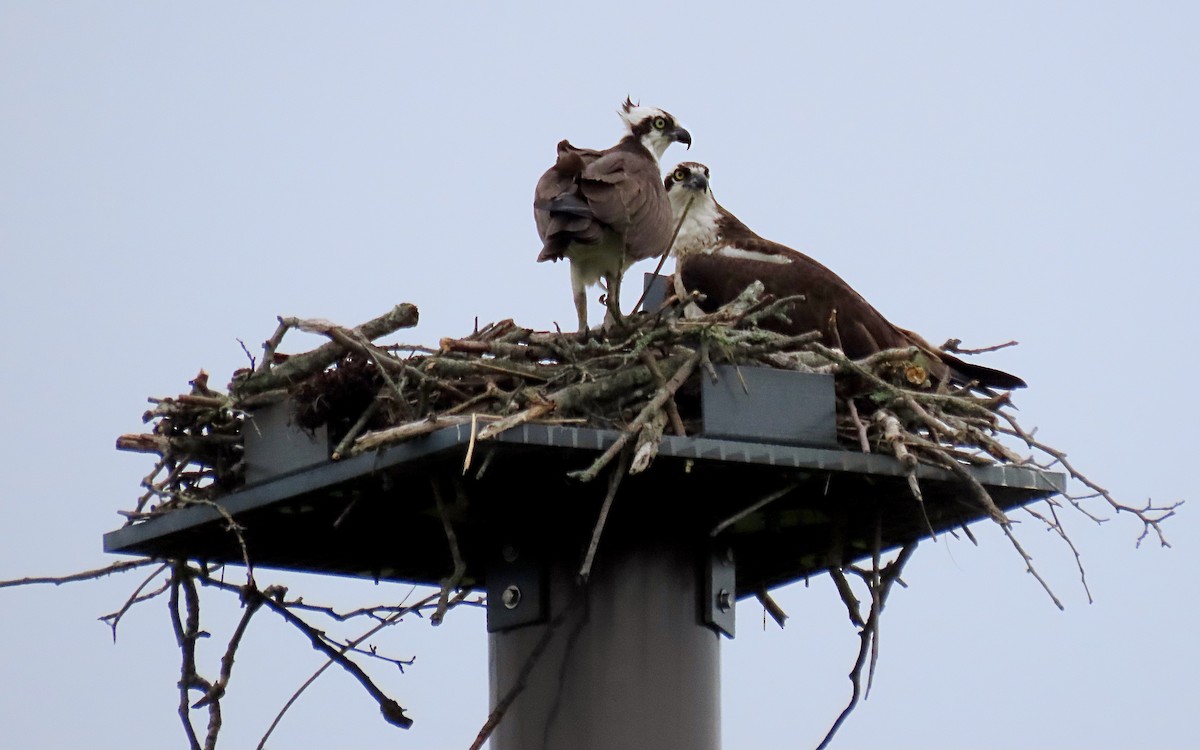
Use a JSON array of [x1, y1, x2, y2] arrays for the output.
[[673, 169, 687, 182], [653, 117, 666, 130]]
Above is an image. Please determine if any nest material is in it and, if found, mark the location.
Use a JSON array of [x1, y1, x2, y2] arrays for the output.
[[107, 283, 1179, 750], [115, 285, 1032, 522]]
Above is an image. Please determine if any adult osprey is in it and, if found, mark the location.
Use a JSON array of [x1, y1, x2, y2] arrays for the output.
[[535, 99, 692, 336], [665, 162, 1025, 389]]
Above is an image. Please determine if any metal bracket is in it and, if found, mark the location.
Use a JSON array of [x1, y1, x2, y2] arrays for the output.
[[243, 401, 331, 484], [486, 543, 548, 633], [703, 545, 736, 638], [641, 272, 671, 313]]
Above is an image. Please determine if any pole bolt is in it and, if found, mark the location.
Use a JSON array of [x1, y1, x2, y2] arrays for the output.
[[717, 589, 733, 612], [502, 585, 522, 610]]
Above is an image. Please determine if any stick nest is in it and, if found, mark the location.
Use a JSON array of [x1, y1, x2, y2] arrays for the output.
[[98, 283, 1187, 749], [116, 284, 1175, 548]]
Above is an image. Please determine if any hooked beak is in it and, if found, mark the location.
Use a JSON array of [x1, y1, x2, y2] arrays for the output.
[[672, 127, 692, 149], [683, 171, 708, 192]]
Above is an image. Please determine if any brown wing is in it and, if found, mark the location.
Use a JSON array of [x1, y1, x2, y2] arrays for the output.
[[534, 138, 671, 264], [576, 143, 672, 263], [680, 232, 909, 356], [679, 211, 1026, 389], [534, 140, 607, 260]]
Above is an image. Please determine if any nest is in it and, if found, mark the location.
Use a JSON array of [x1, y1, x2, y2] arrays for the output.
[[118, 284, 1041, 522], [105, 282, 1179, 750]]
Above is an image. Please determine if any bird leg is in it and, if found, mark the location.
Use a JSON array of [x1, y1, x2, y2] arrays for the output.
[[573, 285, 590, 339], [602, 270, 628, 333]]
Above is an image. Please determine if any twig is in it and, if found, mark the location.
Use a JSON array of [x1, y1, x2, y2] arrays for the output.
[[756, 589, 788, 628], [579, 450, 630, 582], [255, 589, 436, 750], [639, 350, 687, 436], [568, 346, 702, 482], [817, 543, 916, 750], [1001, 522, 1065, 611], [477, 402, 554, 440], [353, 414, 474, 453], [193, 584, 264, 715], [198, 574, 415, 729], [875, 409, 935, 540], [927, 451, 1065, 610], [847, 399, 870, 453], [866, 517, 883, 697], [941, 338, 1019, 355], [710, 483, 799, 538], [331, 389, 385, 460], [430, 480, 467, 625], [99, 562, 170, 641], [0, 559, 157, 588], [997, 413, 1181, 547], [829, 567, 865, 628], [236, 338, 257, 370], [629, 408, 668, 475], [182, 498, 253, 577], [630, 193, 695, 315], [234, 304, 419, 395], [1025, 504, 1093, 603], [255, 317, 292, 374], [169, 563, 205, 750]]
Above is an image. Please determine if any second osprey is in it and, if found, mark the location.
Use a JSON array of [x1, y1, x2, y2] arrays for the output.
[[664, 162, 1026, 390], [534, 99, 691, 336]]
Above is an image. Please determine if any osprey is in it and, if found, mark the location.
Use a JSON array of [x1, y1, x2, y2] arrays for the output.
[[535, 99, 692, 335], [665, 162, 1026, 389]]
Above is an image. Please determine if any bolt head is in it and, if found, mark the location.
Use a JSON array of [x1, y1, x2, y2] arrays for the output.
[[717, 589, 734, 612], [502, 585, 522, 610]]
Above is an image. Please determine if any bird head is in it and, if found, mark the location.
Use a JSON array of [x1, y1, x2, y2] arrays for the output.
[[664, 161, 715, 215], [663, 162, 720, 256], [664, 161, 710, 195], [618, 97, 691, 161]]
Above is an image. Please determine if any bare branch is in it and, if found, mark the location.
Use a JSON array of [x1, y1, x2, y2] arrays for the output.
[[256, 589, 437, 750], [1025, 504, 1093, 603], [234, 303, 418, 396], [0, 559, 157, 589], [430, 480, 467, 625], [197, 574, 414, 730], [997, 414, 1182, 547], [168, 564, 204, 750], [568, 346, 702, 482], [710, 483, 799, 538], [755, 589, 788, 629], [941, 337, 1019, 355], [99, 563, 170, 641], [817, 543, 916, 750], [579, 451, 630, 582]]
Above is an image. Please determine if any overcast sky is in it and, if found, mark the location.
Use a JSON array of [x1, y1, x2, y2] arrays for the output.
[[2, 3, 1197, 749]]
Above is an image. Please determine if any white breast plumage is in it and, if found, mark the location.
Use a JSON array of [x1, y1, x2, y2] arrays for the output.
[[714, 245, 792, 265], [670, 193, 723, 259]]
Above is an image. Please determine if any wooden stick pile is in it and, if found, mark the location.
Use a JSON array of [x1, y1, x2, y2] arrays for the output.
[[115, 286, 1175, 549], [101, 285, 1181, 750]]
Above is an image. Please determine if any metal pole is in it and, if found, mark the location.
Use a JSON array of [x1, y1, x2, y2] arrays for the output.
[[488, 534, 721, 750]]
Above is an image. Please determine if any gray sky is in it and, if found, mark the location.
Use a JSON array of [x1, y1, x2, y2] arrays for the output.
[[2, 3, 1197, 748]]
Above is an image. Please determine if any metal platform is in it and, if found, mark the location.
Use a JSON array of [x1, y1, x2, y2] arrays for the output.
[[104, 422, 1065, 595]]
